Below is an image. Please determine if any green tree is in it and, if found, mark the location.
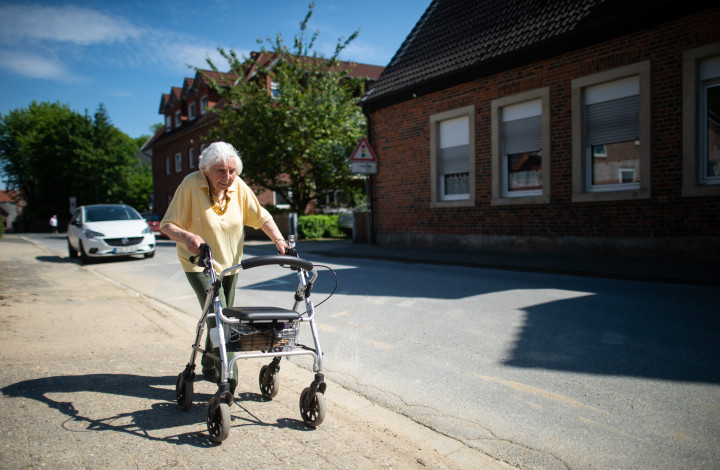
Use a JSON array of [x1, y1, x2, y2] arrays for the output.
[[0, 101, 153, 225], [203, 2, 365, 214]]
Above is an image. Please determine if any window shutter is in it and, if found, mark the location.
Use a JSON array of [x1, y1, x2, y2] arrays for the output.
[[502, 115, 542, 155], [586, 95, 639, 146], [440, 145, 469, 174]]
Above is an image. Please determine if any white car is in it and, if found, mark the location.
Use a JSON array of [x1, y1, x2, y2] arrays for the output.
[[67, 204, 156, 263]]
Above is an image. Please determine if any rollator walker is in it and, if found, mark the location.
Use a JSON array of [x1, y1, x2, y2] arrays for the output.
[[174, 236, 327, 442]]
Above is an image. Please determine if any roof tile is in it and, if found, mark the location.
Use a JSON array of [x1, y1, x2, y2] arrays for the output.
[[363, 0, 712, 107]]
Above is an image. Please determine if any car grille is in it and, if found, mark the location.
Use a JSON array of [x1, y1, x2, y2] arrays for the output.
[[105, 237, 144, 247]]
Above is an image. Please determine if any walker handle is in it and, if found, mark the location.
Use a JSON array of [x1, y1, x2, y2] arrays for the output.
[[241, 255, 313, 272], [189, 243, 211, 267]]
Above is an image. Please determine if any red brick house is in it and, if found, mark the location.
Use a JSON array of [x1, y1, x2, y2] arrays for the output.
[[144, 54, 384, 218], [360, 0, 720, 259]]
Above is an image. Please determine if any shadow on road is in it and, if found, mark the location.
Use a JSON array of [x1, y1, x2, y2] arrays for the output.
[[243, 245, 720, 384], [1, 374, 308, 445]]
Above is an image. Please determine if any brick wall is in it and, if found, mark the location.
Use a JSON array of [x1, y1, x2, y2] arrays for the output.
[[367, 10, 720, 259]]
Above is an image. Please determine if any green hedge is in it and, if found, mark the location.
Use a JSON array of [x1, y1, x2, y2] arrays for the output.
[[297, 215, 345, 239]]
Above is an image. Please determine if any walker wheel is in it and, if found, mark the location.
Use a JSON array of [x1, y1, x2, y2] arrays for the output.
[[299, 387, 326, 427], [206, 397, 231, 443], [259, 365, 280, 400], [175, 373, 193, 411]]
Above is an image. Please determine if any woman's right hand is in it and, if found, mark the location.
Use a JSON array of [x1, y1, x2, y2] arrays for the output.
[[160, 222, 205, 255], [185, 233, 205, 255]]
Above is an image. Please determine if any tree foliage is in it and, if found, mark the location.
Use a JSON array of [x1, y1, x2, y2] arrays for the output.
[[0, 101, 152, 224], [203, 2, 366, 214]]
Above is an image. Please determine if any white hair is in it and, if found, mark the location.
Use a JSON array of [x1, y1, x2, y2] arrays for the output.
[[198, 142, 243, 174]]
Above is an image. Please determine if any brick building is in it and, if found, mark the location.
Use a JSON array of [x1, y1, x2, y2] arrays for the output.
[[144, 53, 384, 218], [360, 0, 720, 259]]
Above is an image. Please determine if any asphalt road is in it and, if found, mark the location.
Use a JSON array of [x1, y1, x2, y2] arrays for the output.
[[28, 233, 720, 469]]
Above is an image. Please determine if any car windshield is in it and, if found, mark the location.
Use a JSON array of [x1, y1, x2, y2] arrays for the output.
[[85, 205, 141, 222]]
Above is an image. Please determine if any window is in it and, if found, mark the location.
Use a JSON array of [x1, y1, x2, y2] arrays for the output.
[[275, 187, 291, 209], [200, 96, 209, 114], [683, 43, 720, 197], [174, 153, 182, 172], [165, 156, 171, 175], [188, 147, 196, 169], [572, 61, 651, 202], [188, 102, 196, 120], [491, 88, 550, 205], [430, 105, 476, 207], [271, 81, 281, 100], [165, 115, 172, 132], [174, 110, 181, 127]]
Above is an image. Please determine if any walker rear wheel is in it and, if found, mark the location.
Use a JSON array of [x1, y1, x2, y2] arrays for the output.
[[175, 373, 193, 411], [259, 365, 280, 399], [206, 397, 231, 442], [299, 387, 326, 427]]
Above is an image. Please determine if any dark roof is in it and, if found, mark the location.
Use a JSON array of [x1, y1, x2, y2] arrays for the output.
[[362, 0, 715, 111], [246, 51, 384, 81]]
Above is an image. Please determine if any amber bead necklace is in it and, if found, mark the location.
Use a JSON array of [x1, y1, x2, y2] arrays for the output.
[[208, 188, 230, 216]]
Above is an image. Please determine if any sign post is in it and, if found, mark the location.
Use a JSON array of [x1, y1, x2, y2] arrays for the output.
[[348, 137, 378, 244], [348, 136, 378, 175]]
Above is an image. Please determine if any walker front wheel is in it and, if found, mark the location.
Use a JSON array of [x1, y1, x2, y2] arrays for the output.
[[259, 365, 280, 400], [175, 372, 193, 411], [206, 397, 231, 443], [299, 387, 326, 427]]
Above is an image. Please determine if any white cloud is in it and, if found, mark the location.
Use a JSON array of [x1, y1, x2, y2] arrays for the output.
[[0, 49, 84, 82], [0, 4, 141, 46], [161, 42, 250, 72], [0, 3, 246, 81]]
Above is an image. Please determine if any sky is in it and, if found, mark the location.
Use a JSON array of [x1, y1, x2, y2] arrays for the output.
[[0, 0, 430, 140]]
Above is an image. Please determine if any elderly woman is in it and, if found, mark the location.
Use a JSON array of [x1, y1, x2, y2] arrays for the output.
[[160, 141, 289, 384]]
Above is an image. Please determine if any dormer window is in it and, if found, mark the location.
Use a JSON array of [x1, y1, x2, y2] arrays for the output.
[[200, 96, 209, 114], [271, 81, 280, 100], [175, 110, 181, 127], [188, 102, 196, 121], [165, 115, 172, 132]]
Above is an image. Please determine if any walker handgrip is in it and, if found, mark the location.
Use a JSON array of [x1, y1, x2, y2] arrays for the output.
[[241, 255, 313, 272]]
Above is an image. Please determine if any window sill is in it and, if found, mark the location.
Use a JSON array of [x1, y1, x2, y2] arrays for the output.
[[572, 188, 650, 203], [492, 194, 550, 206], [431, 198, 475, 209]]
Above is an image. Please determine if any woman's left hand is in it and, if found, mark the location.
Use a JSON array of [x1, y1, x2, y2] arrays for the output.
[[275, 239, 289, 255]]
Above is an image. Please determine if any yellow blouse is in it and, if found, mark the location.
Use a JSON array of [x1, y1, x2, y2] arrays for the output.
[[161, 171, 272, 273]]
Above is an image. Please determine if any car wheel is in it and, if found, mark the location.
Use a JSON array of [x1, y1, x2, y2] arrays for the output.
[[67, 239, 78, 259], [144, 251, 155, 259], [79, 241, 92, 264]]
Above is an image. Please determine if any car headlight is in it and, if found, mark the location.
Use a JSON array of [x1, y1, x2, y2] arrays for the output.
[[142, 225, 152, 235], [84, 229, 105, 238]]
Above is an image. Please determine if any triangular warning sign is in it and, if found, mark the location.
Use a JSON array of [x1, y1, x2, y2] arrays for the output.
[[349, 137, 378, 162]]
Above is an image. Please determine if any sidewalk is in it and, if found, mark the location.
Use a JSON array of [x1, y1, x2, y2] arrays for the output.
[[0, 234, 511, 470], [279, 238, 719, 286]]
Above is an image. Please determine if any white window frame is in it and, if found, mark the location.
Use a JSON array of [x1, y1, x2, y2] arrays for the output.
[[165, 156, 171, 175], [274, 187, 291, 209], [571, 61, 651, 202], [491, 88, 550, 205], [270, 81, 281, 100], [165, 115, 172, 132], [188, 147, 196, 169], [430, 105, 476, 208], [200, 96, 209, 114], [174, 110, 181, 127], [683, 43, 720, 197], [188, 102, 196, 121], [174, 152, 182, 173]]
